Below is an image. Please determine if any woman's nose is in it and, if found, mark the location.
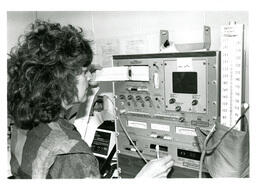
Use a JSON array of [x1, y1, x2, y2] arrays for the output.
[[86, 72, 92, 81]]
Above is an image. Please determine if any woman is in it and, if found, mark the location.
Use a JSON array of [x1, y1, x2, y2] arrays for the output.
[[8, 19, 174, 178]]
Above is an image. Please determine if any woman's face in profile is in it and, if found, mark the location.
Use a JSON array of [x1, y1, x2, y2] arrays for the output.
[[75, 67, 91, 103]]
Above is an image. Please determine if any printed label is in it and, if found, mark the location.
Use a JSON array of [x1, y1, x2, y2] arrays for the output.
[[127, 121, 147, 129], [176, 127, 197, 136], [177, 58, 193, 71], [151, 123, 170, 131]]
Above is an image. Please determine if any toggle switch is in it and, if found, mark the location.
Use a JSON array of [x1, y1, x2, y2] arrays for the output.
[[153, 73, 159, 89]]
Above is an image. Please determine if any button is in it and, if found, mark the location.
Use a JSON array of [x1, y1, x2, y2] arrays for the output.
[[150, 133, 158, 138], [163, 136, 172, 140], [175, 106, 181, 112], [169, 98, 176, 104]]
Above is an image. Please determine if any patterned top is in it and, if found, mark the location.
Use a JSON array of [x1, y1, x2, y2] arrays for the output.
[[10, 118, 100, 178]]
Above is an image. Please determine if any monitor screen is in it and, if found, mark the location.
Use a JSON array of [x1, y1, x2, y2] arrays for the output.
[[172, 72, 197, 94]]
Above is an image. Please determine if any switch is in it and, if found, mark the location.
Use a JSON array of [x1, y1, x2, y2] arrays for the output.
[[153, 73, 159, 88]]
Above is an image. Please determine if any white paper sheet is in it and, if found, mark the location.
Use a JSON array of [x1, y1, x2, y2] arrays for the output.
[[95, 67, 129, 81], [95, 66, 149, 82], [130, 66, 149, 81]]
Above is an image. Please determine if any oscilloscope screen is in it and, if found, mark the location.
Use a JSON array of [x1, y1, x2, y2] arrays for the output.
[[172, 72, 198, 94]]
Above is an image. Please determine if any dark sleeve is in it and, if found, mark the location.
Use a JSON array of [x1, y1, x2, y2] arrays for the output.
[[47, 153, 101, 179]]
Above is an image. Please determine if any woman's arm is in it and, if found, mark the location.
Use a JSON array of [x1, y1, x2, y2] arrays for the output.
[[47, 153, 100, 178]]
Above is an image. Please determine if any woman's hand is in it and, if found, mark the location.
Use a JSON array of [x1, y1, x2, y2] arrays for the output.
[[136, 155, 174, 178]]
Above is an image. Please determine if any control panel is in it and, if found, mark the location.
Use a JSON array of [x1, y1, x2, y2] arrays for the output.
[[113, 51, 220, 177]]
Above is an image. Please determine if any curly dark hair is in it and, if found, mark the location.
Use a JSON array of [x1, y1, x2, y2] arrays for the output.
[[8, 19, 93, 130]]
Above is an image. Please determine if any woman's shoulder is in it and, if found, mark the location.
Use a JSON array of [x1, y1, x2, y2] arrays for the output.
[[27, 119, 92, 155]]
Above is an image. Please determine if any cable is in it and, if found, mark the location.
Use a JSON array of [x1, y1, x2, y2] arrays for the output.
[[117, 115, 148, 164], [102, 94, 148, 164], [198, 105, 249, 178], [206, 105, 249, 152], [198, 124, 216, 178], [156, 145, 160, 159]]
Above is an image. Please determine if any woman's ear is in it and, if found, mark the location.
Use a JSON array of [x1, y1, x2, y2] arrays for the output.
[[61, 99, 73, 110]]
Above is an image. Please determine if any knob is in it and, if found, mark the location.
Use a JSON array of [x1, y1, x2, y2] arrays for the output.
[[179, 117, 185, 122], [127, 95, 133, 100], [169, 98, 176, 104], [119, 95, 125, 100], [192, 100, 198, 106], [175, 106, 181, 112], [136, 96, 142, 101], [145, 96, 151, 101]]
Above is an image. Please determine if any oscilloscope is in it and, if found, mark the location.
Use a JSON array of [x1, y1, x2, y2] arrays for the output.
[[113, 51, 220, 178]]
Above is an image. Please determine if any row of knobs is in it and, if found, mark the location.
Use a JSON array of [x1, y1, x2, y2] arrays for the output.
[[120, 95, 153, 107], [120, 95, 152, 102], [169, 98, 198, 112], [119, 95, 187, 122], [169, 98, 198, 105], [169, 98, 198, 107]]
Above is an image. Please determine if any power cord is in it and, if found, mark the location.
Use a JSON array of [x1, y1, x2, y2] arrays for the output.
[[198, 105, 249, 178], [102, 94, 148, 164], [117, 115, 149, 164], [198, 124, 216, 178]]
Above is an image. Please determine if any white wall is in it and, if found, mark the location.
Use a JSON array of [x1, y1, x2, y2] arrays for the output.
[[37, 11, 94, 39], [7, 11, 249, 101], [7, 11, 36, 52], [8, 11, 248, 54]]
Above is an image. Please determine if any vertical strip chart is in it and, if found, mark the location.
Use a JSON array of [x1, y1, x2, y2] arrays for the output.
[[220, 23, 244, 130]]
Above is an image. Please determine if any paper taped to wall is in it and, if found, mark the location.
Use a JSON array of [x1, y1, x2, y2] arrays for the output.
[[95, 66, 149, 81]]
